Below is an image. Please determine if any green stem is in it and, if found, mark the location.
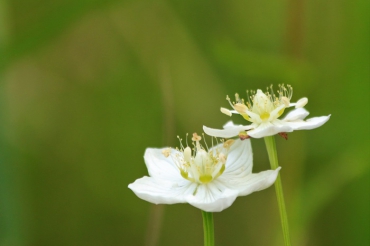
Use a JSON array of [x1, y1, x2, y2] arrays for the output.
[[264, 136, 292, 246], [201, 211, 214, 246]]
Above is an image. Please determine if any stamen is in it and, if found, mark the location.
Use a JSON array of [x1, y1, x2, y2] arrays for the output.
[[246, 90, 252, 107], [278, 84, 293, 100], [226, 95, 234, 108], [192, 133, 202, 151], [162, 148, 171, 157], [176, 136, 185, 150], [287, 84, 293, 99], [202, 133, 210, 151], [269, 85, 275, 102], [235, 93, 240, 103], [192, 133, 202, 142]]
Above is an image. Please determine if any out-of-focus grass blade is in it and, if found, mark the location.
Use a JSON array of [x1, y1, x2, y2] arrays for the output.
[[0, 1, 24, 244], [211, 40, 313, 88], [0, 0, 124, 73], [291, 146, 369, 245], [0, 0, 10, 48]]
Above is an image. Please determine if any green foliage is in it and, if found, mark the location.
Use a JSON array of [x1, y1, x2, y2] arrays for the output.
[[0, 0, 369, 245]]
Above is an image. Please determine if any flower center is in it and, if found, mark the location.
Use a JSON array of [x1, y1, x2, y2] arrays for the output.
[[163, 133, 234, 184], [260, 112, 270, 121], [225, 84, 293, 123]]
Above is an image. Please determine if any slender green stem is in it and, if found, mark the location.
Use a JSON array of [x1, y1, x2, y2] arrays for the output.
[[201, 211, 214, 246], [264, 136, 291, 246]]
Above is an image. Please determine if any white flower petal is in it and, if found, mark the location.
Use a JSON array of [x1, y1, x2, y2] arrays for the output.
[[285, 115, 331, 130], [219, 87, 330, 139], [203, 121, 251, 138], [185, 183, 239, 212], [223, 121, 237, 128], [237, 168, 281, 195], [128, 176, 196, 204], [218, 167, 280, 196], [223, 121, 255, 130], [295, 97, 308, 108], [224, 138, 253, 174], [144, 148, 182, 181], [247, 121, 293, 138], [130, 126, 284, 212], [283, 108, 310, 121], [221, 107, 232, 116]]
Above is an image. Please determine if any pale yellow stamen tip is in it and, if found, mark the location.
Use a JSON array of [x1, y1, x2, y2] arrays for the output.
[[192, 133, 202, 142], [162, 148, 171, 157], [295, 97, 308, 108], [221, 107, 232, 117], [281, 96, 290, 107]]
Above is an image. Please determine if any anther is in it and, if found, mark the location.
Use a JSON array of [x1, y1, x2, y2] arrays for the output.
[[192, 133, 202, 142], [162, 148, 171, 157]]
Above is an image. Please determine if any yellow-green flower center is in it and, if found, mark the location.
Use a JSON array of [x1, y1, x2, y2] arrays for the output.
[[225, 84, 293, 123], [199, 174, 213, 184], [260, 112, 270, 121], [165, 134, 234, 184]]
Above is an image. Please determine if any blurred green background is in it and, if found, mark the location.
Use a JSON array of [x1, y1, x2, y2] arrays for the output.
[[0, 0, 369, 245]]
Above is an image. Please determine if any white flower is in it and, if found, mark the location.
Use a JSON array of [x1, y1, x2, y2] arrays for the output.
[[203, 85, 330, 139], [128, 134, 280, 212]]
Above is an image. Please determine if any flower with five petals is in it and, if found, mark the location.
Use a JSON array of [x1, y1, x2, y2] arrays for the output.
[[128, 134, 280, 212], [203, 85, 330, 139]]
